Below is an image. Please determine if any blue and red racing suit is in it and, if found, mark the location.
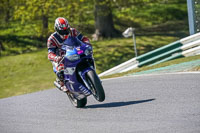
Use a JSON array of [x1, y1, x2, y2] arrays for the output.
[[47, 28, 90, 75]]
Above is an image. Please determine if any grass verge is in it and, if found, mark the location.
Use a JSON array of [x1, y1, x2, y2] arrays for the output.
[[0, 49, 55, 99]]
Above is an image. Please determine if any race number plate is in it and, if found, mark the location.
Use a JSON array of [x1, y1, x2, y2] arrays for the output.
[[64, 67, 76, 75]]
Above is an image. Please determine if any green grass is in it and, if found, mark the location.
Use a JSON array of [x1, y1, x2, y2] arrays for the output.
[[0, 49, 55, 98], [101, 54, 200, 79], [0, 20, 47, 56], [0, 35, 179, 99]]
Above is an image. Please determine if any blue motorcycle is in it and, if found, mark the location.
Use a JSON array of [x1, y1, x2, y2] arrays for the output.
[[54, 37, 105, 108]]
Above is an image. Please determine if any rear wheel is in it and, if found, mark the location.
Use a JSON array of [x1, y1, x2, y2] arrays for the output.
[[66, 93, 87, 108], [86, 70, 105, 102]]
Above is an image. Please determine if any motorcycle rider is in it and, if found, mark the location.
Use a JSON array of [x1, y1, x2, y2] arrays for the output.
[[47, 17, 90, 92]]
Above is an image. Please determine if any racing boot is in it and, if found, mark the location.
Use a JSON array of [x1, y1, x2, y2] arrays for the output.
[[54, 79, 69, 92]]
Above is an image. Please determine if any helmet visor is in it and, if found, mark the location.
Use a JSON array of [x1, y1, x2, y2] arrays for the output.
[[59, 28, 70, 35]]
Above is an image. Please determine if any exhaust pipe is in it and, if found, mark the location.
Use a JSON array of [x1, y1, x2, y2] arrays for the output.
[[54, 81, 61, 90]]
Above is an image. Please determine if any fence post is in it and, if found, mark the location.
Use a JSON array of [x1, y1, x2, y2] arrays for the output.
[[187, 0, 195, 35]]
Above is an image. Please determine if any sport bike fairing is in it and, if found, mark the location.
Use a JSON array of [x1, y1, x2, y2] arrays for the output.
[[61, 37, 94, 98]]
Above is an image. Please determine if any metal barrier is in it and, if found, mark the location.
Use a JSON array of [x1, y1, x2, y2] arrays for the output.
[[99, 32, 200, 77]]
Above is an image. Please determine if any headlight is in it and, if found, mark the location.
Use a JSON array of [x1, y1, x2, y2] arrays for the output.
[[84, 46, 93, 56], [66, 54, 80, 61]]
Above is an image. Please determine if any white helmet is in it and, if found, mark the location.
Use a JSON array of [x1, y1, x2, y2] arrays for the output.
[[54, 17, 70, 35]]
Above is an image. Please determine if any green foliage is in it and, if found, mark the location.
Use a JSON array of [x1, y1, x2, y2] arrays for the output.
[[113, 1, 187, 28], [0, 0, 188, 37], [14, 0, 58, 36], [0, 0, 15, 23], [12, 0, 94, 37], [0, 0, 95, 56], [0, 0, 188, 56]]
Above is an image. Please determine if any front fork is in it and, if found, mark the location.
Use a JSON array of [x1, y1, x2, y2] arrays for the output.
[[78, 68, 93, 91]]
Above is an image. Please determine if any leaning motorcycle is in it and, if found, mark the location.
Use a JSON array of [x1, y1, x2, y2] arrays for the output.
[[54, 37, 105, 108]]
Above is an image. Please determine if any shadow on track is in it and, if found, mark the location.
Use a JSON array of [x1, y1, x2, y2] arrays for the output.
[[86, 98, 155, 109]]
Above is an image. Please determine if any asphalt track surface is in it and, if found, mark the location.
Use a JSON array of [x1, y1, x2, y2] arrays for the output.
[[0, 72, 200, 133]]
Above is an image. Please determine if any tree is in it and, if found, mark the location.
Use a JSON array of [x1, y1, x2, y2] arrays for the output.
[[93, 0, 120, 39], [14, 0, 57, 38], [0, 0, 15, 23], [13, 0, 92, 38]]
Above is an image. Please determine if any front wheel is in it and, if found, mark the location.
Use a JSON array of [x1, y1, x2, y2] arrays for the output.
[[66, 92, 87, 108], [86, 70, 105, 102]]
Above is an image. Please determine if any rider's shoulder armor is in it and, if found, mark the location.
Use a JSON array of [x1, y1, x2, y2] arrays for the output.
[[48, 32, 64, 48]]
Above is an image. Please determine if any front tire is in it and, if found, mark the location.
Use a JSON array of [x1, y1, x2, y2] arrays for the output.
[[86, 70, 105, 102], [67, 93, 87, 108]]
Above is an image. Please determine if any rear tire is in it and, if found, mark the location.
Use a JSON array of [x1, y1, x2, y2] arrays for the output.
[[67, 93, 87, 108], [86, 70, 105, 102]]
